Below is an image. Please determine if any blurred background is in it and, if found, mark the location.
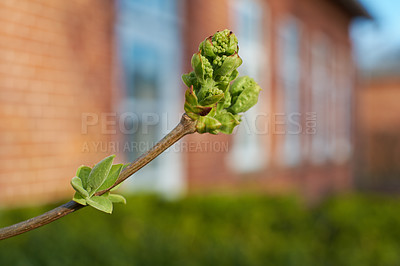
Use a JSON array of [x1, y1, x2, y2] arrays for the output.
[[0, 0, 399, 265]]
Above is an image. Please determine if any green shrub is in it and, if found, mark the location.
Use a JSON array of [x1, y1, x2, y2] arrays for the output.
[[1, 194, 400, 266]]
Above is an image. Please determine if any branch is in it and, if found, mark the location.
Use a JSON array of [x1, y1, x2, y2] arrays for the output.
[[0, 114, 197, 240]]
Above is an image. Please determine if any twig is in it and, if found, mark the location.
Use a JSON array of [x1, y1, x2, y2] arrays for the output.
[[0, 114, 197, 240]]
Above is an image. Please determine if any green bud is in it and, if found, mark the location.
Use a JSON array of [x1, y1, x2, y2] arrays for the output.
[[214, 53, 242, 77], [211, 29, 238, 56], [229, 76, 261, 114], [184, 86, 213, 119], [182, 29, 261, 135], [191, 53, 213, 82], [199, 37, 216, 58], [198, 86, 224, 106]]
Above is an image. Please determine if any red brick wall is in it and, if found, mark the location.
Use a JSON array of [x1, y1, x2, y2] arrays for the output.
[[356, 77, 400, 191], [182, 0, 234, 192], [0, 0, 114, 206]]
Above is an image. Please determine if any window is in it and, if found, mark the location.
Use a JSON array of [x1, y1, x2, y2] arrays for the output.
[[116, 0, 184, 196], [228, 0, 267, 173], [278, 16, 301, 166], [334, 46, 353, 163], [310, 34, 331, 164]]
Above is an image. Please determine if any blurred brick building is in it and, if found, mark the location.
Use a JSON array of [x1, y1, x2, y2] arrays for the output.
[[0, 0, 369, 206], [356, 51, 400, 192], [183, 0, 369, 201], [0, 0, 115, 205]]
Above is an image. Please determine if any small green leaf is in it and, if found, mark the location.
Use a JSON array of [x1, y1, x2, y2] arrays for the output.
[[87, 155, 115, 196], [198, 93, 224, 106], [196, 116, 221, 134], [70, 176, 89, 198], [109, 194, 127, 204], [191, 52, 205, 82], [214, 53, 242, 77], [182, 72, 199, 90], [222, 91, 232, 109], [98, 164, 123, 191], [76, 165, 91, 189], [199, 36, 216, 58], [229, 76, 261, 114], [215, 112, 241, 134], [229, 69, 239, 82], [184, 86, 198, 107], [86, 196, 113, 214], [111, 183, 122, 192], [226, 33, 239, 54], [73, 192, 87, 205]]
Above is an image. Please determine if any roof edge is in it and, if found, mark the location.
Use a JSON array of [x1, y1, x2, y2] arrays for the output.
[[334, 0, 372, 19]]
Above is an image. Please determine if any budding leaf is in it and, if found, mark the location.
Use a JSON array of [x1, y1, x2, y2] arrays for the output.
[[215, 112, 241, 134], [214, 53, 242, 77], [199, 93, 224, 106], [76, 165, 91, 189], [87, 155, 115, 197], [191, 53, 205, 82], [71, 176, 89, 198], [111, 183, 122, 192], [182, 72, 199, 91], [86, 196, 113, 214], [229, 76, 261, 114], [73, 192, 87, 206], [109, 194, 127, 204], [98, 164, 123, 191], [200, 37, 216, 58], [196, 116, 221, 134]]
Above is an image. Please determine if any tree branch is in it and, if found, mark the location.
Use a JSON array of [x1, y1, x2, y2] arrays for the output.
[[0, 114, 197, 240]]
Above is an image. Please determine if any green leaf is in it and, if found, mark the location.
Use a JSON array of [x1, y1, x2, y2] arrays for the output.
[[73, 192, 87, 205], [191, 52, 205, 82], [76, 165, 91, 189], [98, 164, 123, 191], [185, 86, 198, 106], [182, 72, 199, 90], [196, 116, 221, 134], [70, 176, 89, 198], [110, 183, 122, 192], [215, 112, 241, 134], [229, 69, 239, 82], [108, 194, 127, 204], [86, 196, 113, 214], [87, 155, 115, 196], [222, 91, 232, 109], [199, 36, 216, 58], [229, 76, 261, 114], [226, 32, 239, 54], [214, 53, 242, 77], [198, 93, 224, 106]]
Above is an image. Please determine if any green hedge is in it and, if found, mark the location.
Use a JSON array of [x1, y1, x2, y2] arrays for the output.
[[1, 194, 400, 266]]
